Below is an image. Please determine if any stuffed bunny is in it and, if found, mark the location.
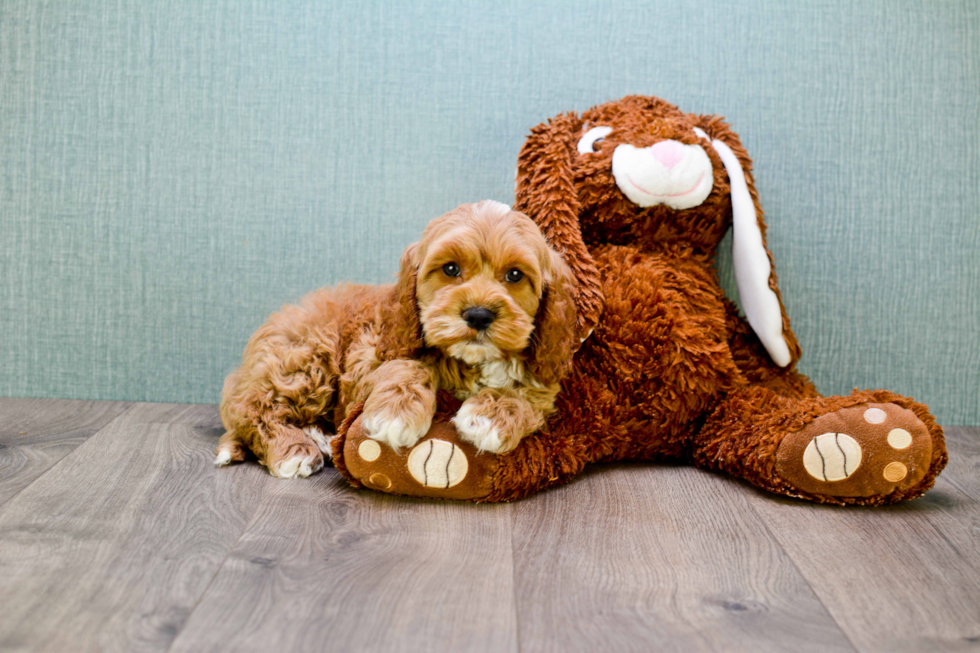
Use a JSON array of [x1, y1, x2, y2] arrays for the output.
[[333, 95, 947, 506]]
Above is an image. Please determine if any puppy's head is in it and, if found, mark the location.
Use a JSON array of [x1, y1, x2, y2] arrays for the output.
[[383, 201, 578, 384]]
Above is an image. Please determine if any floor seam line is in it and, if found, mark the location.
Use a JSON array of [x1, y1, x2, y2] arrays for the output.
[[740, 492, 862, 653], [0, 401, 137, 512], [164, 479, 278, 653]]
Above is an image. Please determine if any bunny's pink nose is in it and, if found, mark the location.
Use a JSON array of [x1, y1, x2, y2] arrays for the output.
[[648, 140, 685, 169]]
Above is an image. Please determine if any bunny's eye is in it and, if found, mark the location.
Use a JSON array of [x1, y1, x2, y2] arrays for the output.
[[577, 126, 612, 154]]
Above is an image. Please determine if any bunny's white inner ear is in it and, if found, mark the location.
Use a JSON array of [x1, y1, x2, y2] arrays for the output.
[[709, 138, 792, 367]]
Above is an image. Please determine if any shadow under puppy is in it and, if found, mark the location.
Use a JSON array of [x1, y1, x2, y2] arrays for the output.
[[216, 200, 578, 478]]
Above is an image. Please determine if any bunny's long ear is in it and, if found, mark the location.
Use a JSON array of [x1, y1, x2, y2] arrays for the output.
[[695, 115, 801, 368], [514, 112, 603, 340]]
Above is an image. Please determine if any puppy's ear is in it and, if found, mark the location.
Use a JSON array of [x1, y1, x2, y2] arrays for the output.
[[694, 114, 801, 368], [526, 250, 580, 386], [515, 112, 603, 341], [378, 242, 424, 360]]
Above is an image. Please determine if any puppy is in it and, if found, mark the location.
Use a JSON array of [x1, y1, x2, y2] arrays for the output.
[[216, 200, 578, 478]]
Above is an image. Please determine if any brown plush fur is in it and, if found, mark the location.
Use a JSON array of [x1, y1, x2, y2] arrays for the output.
[[334, 95, 947, 506], [218, 200, 577, 476]]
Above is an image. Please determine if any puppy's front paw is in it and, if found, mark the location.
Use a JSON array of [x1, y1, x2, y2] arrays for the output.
[[362, 403, 433, 451], [452, 402, 515, 454]]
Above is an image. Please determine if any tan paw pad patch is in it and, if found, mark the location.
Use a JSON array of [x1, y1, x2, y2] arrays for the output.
[[358, 439, 381, 461], [407, 439, 468, 488], [863, 407, 887, 424], [887, 428, 912, 450], [802, 433, 862, 482], [883, 462, 908, 482]]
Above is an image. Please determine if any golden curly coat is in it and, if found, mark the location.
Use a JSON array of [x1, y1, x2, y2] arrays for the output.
[[216, 200, 578, 477]]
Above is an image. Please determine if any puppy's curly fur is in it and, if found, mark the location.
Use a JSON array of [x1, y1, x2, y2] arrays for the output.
[[216, 201, 578, 477]]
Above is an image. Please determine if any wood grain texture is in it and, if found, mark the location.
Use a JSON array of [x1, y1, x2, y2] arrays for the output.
[[169, 472, 518, 653], [1, 400, 977, 652], [742, 427, 980, 652], [0, 402, 277, 653], [510, 464, 854, 653], [942, 427, 980, 501], [0, 398, 130, 507]]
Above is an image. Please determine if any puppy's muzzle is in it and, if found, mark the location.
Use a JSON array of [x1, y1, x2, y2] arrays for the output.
[[462, 307, 496, 331]]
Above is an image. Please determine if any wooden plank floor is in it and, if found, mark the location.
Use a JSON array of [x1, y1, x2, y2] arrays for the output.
[[0, 398, 977, 653]]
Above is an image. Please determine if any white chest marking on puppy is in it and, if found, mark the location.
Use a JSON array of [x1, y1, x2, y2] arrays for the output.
[[448, 341, 502, 366], [478, 359, 523, 389]]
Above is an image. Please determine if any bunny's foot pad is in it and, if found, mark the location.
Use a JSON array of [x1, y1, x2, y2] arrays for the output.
[[335, 410, 499, 500], [776, 402, 934, 498]]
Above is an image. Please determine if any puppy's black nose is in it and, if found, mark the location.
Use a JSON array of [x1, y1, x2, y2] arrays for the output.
[[462, 307, 496, 331]]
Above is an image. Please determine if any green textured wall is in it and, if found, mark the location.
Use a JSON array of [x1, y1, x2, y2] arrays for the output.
[[1, 0, 978, 424]]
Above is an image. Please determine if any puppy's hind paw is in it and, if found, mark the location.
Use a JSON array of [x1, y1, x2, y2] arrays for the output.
[[273, 453, 322, 479], [213, 449, 233, 467], [214, 438, 247, 468], [267, 435, 325, 479], [271, 448, 324, 479]]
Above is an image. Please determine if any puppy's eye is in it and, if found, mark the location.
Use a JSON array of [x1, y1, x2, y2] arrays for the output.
[[442, 262, 461, 277], [505, 269, 524, 283], [577, 126, 612, 154]]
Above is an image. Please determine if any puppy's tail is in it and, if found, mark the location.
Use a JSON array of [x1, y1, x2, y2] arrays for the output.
[[214, 430, 248, 468]]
